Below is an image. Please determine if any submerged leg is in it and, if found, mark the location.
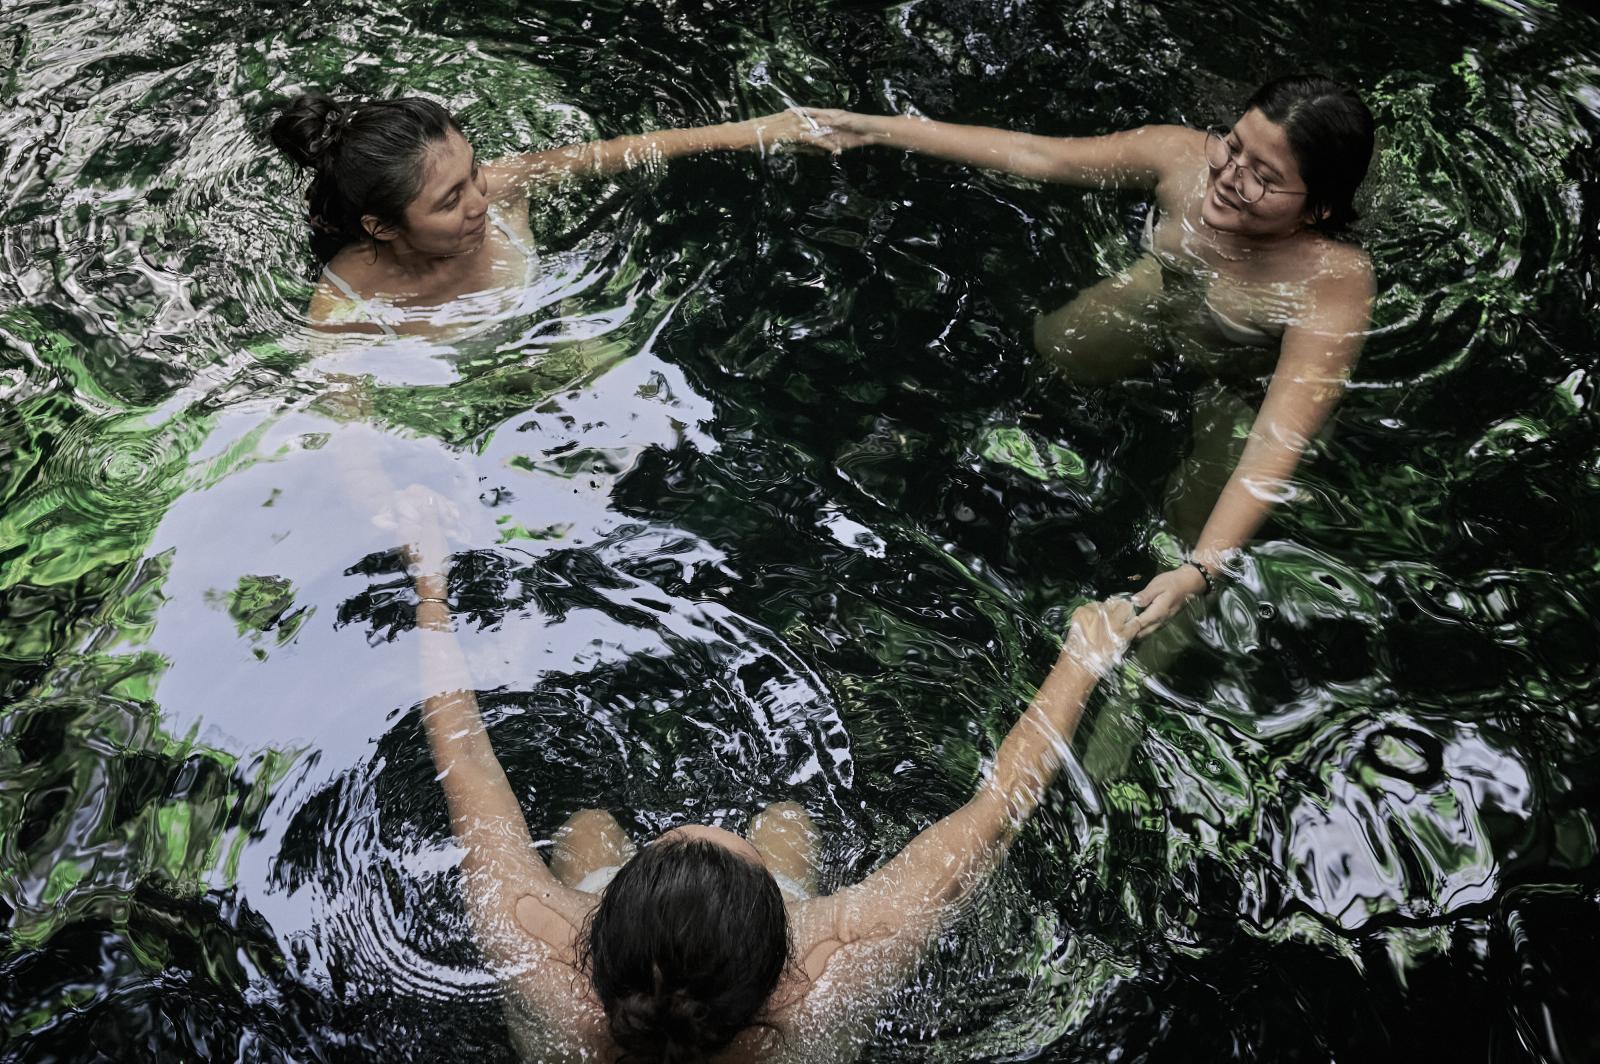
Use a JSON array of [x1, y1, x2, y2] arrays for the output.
[[749, 800, 820, 897], [1162, 382, 1257, 544], [1041, 261, 1224, 781], [549, 808, 636, 889], [1032, 256, 1168, 385], [1083, 390, 1257, 781]]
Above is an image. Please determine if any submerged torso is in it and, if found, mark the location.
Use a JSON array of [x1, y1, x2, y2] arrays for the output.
[[316, 201, 539, 339], [1141, 157, 1339, 380]]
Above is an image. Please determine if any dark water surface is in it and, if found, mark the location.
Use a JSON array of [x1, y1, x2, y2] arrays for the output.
[[3, 0, 1600, 1060]]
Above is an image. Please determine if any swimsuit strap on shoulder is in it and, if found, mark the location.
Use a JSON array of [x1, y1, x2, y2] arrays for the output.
[[487, 206, 539, 282], [321, 266, 362, 302], [1138, 204, 1275, 349], [322, 267, 398, 337], [1204, 299, 1274, 347]]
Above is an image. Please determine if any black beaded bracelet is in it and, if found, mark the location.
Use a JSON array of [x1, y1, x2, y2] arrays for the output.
[[1186, 559, 1216, 596]]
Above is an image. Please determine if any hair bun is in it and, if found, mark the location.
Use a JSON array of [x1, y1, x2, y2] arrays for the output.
[[611, 989, 716, 1063], [269, 93, 352, 171]]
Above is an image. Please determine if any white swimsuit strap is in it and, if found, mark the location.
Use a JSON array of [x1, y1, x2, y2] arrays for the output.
[[320, 213, 533, 339], [487, 206, 539, 283], [321, 267, 397, 336]]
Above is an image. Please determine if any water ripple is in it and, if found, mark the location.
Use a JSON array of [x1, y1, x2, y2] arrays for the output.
[[3, 0, 1599, 1059]]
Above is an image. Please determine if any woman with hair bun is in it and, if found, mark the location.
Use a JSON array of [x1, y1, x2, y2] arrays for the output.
[[392, 484, 1138, 1062], [269, 92, 834, 338], [803, 75, 1378, 637]]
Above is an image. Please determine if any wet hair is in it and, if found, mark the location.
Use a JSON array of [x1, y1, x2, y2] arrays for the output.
[[578, 836, 790, 1064], [269, 93, 462, 263], [1244, 74, 1375, 233]]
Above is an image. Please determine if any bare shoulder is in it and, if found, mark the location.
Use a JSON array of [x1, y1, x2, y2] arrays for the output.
[[1310, 238, 1375, 320], [323, 244, 383, 290], [1119, 124, 1204, 171], [512, 882, 597, 955], [493, 888, 610, 1058], [501, 963, 612, 1064], [1141, 124, 1208, 154], [304, 247, 385, 333], [482, 158, 532, 210], [760, 893, 921, 1062], [1315, 237, 1374, 282], [306, 281, 344, 319], [787, 892, 856, 983], [783, 883, 928, 990], [1147, 126, 1209, 204], [307, 280, 381, 335]]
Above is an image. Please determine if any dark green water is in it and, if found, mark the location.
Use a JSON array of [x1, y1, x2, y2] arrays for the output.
[[3, 0, 1599, 1060]]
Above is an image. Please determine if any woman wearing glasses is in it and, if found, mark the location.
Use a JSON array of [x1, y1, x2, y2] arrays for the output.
[[804, 75, 1376, 635]]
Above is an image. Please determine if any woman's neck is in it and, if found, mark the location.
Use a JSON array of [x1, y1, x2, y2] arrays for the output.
[[379, 235, 480, 282], [1206, 220, 1309, 263]]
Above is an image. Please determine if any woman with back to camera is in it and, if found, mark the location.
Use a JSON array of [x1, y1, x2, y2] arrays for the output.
[[391, 484, 1136, 1062], [269, 93, 834, 338], [803, 75, 1376, 637]]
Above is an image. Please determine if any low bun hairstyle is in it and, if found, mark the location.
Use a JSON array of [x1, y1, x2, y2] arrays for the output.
[[580, 836, 791, 1063], [1244, 74, 1375, 234], [269, 93, 461, 263]]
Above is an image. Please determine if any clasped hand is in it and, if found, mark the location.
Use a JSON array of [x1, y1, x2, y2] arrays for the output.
[[1128, 564, 1209, 638], [1063, 598, 1140, 675], [743, 108, 874, 154]]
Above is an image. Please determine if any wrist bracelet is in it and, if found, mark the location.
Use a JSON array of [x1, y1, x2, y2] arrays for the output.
[[416, 595, 450, 605], [1186, 559, 1216, 596]]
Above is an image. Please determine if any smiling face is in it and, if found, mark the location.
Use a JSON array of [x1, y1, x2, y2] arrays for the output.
[[1200, 107, 1316, 240], [365, 128, 489, 257]]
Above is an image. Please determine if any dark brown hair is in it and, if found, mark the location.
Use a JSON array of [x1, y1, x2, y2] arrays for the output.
[[1245, 74, 1375, 233], [578, 836, 791, 1063], [269, 93, 461, 262]]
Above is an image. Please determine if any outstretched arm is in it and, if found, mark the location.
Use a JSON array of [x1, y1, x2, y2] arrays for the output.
[[790, 601, 1137, 995], [397, 488, 592, 973], [484, 109, 841, 198], [798, 108, 1197, 191], [1131, 251, 1376, 633]]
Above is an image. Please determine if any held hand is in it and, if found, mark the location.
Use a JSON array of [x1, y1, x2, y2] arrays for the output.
[[742, 108, 873, 153], [373, 484, 460, 576], [1129, 565, 1209, 638], [794, 107, 879, 150], [1062, 598, 1140, 676]]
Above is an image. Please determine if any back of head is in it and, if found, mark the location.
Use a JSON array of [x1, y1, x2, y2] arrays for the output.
[[268, 93, 460, 263], [581, 837, 790, 1064], [1245, 73, 1375, 233]]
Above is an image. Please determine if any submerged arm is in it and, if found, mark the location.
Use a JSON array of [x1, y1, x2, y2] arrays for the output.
[[793, 602, 1135, 994], [1133, 254, 1376, 632], [399, 490, 589, 960]]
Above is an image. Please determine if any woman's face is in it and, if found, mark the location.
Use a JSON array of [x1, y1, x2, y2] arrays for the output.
[[388, 128, 490, 256], [1200, 107, 1315, 239]]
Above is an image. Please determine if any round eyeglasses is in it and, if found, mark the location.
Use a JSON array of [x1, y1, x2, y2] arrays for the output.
[[1205, 130, 1308, 204]]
